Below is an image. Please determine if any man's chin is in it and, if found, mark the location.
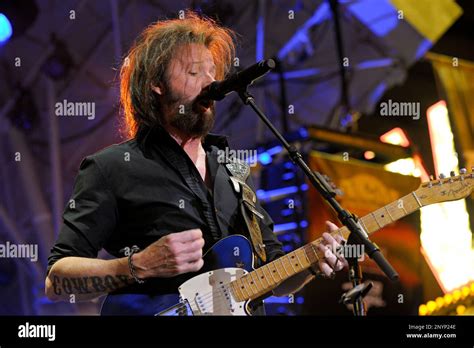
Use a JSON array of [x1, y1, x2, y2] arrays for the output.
[[195, 111, 215, 137], [170, 114, 214, 139]]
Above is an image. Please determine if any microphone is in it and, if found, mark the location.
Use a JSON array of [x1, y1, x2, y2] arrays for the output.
[[198, 59, 276, 101]]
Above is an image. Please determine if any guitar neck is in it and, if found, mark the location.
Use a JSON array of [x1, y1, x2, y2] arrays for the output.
[[229, 191, 424, 302]]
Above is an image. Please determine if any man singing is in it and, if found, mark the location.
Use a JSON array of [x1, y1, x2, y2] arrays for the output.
[[45, 11, 346, 315]]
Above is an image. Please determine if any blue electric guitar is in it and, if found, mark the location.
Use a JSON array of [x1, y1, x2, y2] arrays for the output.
[[100, 171, 474, 315]]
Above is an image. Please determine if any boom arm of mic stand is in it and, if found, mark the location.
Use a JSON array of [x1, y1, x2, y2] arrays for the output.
[[237, 88, 399, 282]]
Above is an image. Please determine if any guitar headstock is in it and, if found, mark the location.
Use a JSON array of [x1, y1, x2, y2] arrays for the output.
[[415, 168, 474, 206]]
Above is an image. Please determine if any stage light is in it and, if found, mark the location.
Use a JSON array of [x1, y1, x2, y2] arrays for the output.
[[418, 304, 428, 316], [380, 128, 429, 179], [379, 127, 410, 147], [0, 0, 38, 42], [456, 305, 466, 315], [256, 185, 308, 203], [420, 100, 474, 292], [420, 281, 474, 315], [427, 300, 436, 313], [0, 13, 13, 44], [384, 157, 421, 177], [383, 154, 429, 180], [364, 151, 375, 160], [298, 127, 309, 138], [435, 297, 444, 309], [462, 286, 470, 299], [258, 152, 272, 165], [274, 222, 298, 234], [256, 145, 283, 166]]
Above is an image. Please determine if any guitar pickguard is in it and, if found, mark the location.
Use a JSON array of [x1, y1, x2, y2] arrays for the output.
[[178, 267, 250, 315]]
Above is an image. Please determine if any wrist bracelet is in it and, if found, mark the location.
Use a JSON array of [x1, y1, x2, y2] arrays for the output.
[[128, 246, 145, 284]]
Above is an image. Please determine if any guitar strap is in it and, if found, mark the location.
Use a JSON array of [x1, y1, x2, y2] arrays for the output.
[[225, 161, 267, 263]]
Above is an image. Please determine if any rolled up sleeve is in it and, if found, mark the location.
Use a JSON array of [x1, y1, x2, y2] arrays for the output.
[[47, 157, 118, 274]]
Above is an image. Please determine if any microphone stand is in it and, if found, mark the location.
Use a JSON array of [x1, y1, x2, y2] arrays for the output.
[[236, 87, 399, 316]]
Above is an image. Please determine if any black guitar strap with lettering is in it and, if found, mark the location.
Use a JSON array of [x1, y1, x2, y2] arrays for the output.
[[225, 161, 267, 263]]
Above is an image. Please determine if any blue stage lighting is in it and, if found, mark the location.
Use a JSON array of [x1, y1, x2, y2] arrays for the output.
[[258, 152, 272, 165], [0, 13, 13, 44]]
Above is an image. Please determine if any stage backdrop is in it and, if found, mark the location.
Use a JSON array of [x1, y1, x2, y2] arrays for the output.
[[302, 151, 442, 315]]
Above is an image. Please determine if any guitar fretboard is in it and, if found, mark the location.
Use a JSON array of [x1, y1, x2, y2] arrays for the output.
[[229, 192, 423, 302]]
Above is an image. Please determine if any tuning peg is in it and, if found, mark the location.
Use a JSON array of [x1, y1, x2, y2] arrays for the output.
[[438, 173, 445, 185], [449, 171, 455, 182], [428, 175, 434, 187], [460, 168, 467, 175]]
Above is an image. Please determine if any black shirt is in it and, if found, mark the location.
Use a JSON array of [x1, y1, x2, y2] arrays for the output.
[[47, 125, 284, 295]]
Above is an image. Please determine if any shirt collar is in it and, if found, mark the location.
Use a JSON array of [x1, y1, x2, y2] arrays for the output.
[[136, 124, 230, 155]]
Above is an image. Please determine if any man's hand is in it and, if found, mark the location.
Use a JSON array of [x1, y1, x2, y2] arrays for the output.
[[313, 221, 349, 278], [273, 221, 348, 297], [133, 229, 205, 278]]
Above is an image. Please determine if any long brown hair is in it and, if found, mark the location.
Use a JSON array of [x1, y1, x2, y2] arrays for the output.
[[120, 11, 235, 138]]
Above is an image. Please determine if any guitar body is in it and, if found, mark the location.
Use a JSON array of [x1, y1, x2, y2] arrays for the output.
[[101, 235, 255, 316]]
